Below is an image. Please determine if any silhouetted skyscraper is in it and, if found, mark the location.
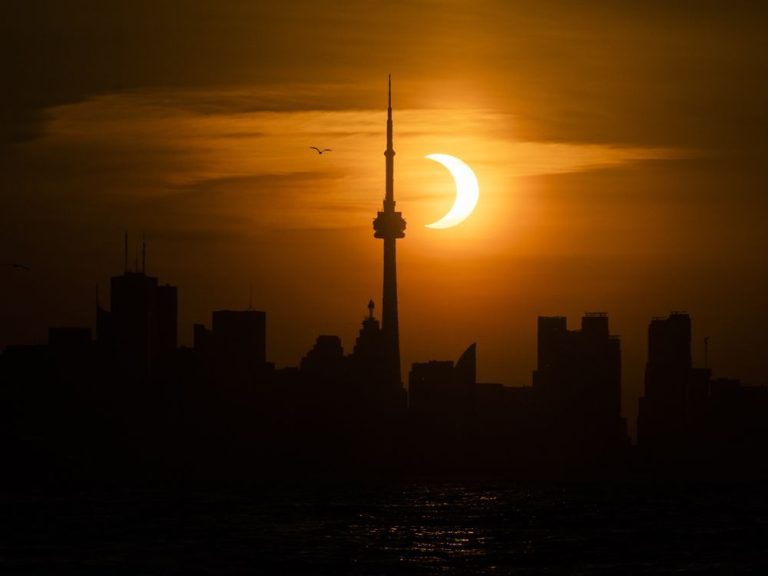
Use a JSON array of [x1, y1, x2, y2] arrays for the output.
[[97, 236, 178, 383], [373, 76, 406, 386], [648, 312, 692, 372], [638, 312, 691, 450], [637, 312, 768, 474], [108, 272, 177, 382], [532, 313, 627, 459], [110, 271, 157, 380], [409, 343, 477, 418], [638, 312, 707, 455]]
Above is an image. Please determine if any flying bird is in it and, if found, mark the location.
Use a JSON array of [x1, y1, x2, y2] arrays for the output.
[[310, 146, 332, 155]]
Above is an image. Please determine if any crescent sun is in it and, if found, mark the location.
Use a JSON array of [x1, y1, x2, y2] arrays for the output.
[[424, 154, 480, 229]]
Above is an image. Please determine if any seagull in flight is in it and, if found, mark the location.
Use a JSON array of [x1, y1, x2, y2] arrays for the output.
[[310, 146, 332, 155]]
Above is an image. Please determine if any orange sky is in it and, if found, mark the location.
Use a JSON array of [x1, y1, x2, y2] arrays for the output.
[[2, 1, 768, 435]]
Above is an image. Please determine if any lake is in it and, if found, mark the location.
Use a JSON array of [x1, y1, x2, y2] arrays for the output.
[[2, 480, 766, 574]]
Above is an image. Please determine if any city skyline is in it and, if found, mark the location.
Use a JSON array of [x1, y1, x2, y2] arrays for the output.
[[4, 81, 762, 459], [3, 224, 762, 451], [5, 240, 766, 479], [4, 5, 768, 573], [3, 2, 768, 440]]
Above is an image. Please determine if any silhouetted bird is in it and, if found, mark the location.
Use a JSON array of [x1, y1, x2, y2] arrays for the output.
[[4, 263, 30, 271], [310, 146, 332, 155]]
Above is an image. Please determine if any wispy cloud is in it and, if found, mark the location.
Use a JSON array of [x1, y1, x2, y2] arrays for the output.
[[26, 88, 689, 237]]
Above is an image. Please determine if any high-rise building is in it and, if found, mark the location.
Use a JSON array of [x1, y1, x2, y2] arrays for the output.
[[409, 344, 476, 418], [638, 312, 768, 472], [637, 312, 704, 453], [109, 274, 177, 381], [98, 235, 178, 382], [110, 271, 159, 380], [532, 313, 626, 457], [373, 76, 407, 387]]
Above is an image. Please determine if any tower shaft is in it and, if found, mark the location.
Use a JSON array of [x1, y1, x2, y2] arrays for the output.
[[382, 235, 400, 379], [373, 76, 406, 385]]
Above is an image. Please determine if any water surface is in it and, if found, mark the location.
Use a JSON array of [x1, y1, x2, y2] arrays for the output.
[[2, 481, 766, 574]]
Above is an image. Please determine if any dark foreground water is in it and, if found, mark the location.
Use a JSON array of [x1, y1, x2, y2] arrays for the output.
[[1, 480, 766, 575]]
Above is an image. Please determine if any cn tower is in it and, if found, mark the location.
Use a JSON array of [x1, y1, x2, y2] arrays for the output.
[[373, 75, 407, 385]]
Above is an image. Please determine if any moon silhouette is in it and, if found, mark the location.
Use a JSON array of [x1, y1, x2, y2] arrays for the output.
[[424, 154, 479, 229]]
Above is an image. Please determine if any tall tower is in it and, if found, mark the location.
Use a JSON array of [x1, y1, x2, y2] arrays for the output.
[[373, 75, 407, 385]]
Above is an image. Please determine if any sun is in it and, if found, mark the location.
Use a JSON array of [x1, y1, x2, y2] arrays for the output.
[[424, 154, 480, 229]]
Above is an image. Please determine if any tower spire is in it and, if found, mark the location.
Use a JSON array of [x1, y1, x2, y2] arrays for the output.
[[387, 74, 393, 153], [384, 73, 395, 209]]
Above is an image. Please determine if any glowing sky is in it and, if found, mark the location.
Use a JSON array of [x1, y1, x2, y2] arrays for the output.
[[2, 1, 768, 435]]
